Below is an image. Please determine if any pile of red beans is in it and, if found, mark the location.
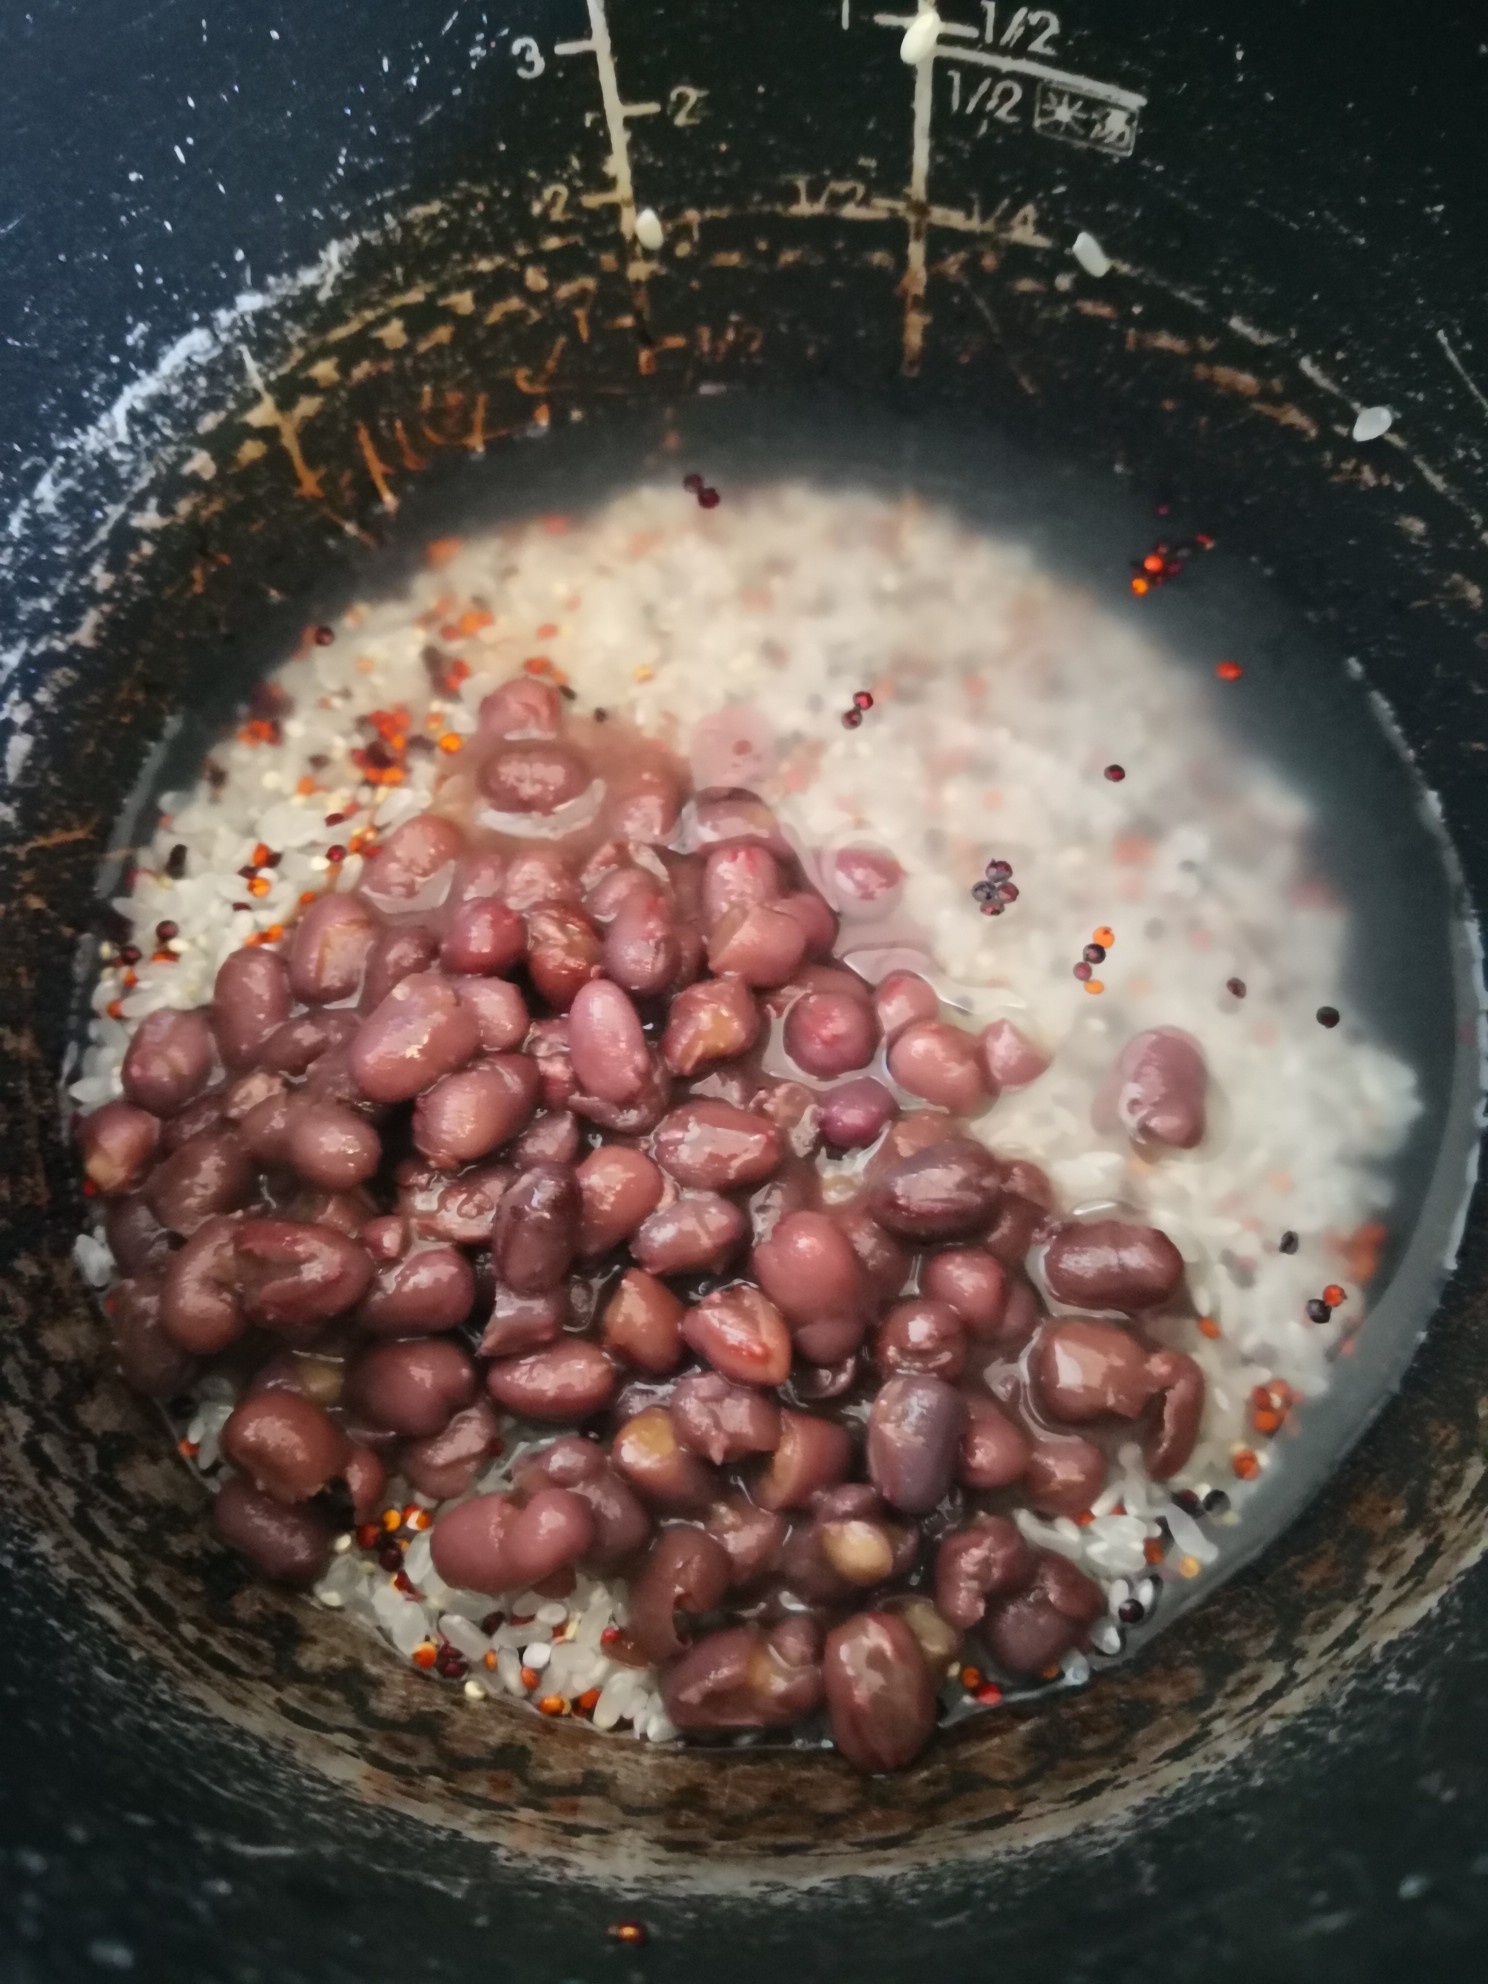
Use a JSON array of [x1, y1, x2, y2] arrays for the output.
[[77, 674, 1205, 1773]]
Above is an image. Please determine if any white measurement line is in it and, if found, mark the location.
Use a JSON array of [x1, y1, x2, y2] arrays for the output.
[[556, 0, 645, 246], [938, 44, 1145, 111], [902, 10, 936, 376], [873, 11, 982, 39], [1438, 329, 1488, 422]]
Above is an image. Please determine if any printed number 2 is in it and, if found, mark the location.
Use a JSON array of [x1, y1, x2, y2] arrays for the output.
[[669, 84, 707, 126], [513, 36, 545, 80]]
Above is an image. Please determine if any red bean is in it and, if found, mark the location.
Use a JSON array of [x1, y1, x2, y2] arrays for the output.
[[818, 1077, 898, 1151], [934, 1517, 1036, 1631], [818, 1516, 905, 1589], [867, 1373, 964, 1515], [882, 1594, 962, 1673], [351, 972, 478, 1104], [478, 1282, 566, 1357], [359, 924, 444, 1014], [212, 947, 292, 1068], [258, 1009, 357, 1079], [1143, 1347, 1205, 1479], [360, 814, 465, 906], [873, 970, 939, 1042], [1042, 1219, 1184, 1312], [358, 1246, 475, 1335], [604, 759, 683, 843], [706, 901, 808, 988], [984, 1550, 1104, 1676], [78, 1101, 160, 1197], [105, 1194, 172, 1276], [576, 1148, 664, 1256], [630, 1192, 747, 1276], [755, 1410, 853, 1511], [448, 975, 528, 1054], [160, 1215, 244, 1353], [419, 1166, 509, 1245], [501, 847, 580, 914], [111, 1275, 197, 1398], [399, 1397, 505, 1501], [345, 1336, 477, 1436], [448, 847, 509, 907], [867, 1107, 960, 1176], [432, 1487, 595, 1595], [145, 1129, 254, 1236], [628, 1525, 730, 1664], [652, 1099, 782, 1192], [599, 1269, 685, 1374], [1033, 1318, 1159, 1421], [670, 1372, 780, 1465], [485, 1339, 617, 1421], [659, 976, 758, 1076], [920, 1248, 1004, 1341], [701, 842, 783, 932], [751, 1078, 822, 1159], [232, 1217, 374, 1336], [750, 1212, 867, 1349], [836, 1205, 913, 1304], [563, 978, 648, 1108], [480, 740, 593, 813], [775, 890, 839, 959], [868, 1135, 1002, 1240], [828, 843, 904, 917], [412, 1057, 538, 1171], [664, 1619, 825, 1731], [983, 1164, 1054, 1268], [786, 1353, 860, 1404], [1098, 1026, 1208, 1150], [823, 1612, 936, 1774], [509, 1108, 581, 1169], [888, 1020, 987, 1114], [158, 1086, 229, 1153], [958, 1389, 1030, 1489], [492, 1162, 579, 1293], [213, 1475, 332, 1587], [780, 988, 877, 1080], [478, 675, 563, 738], [597, 890, 677, 1000], [874, 1298, 966, 1381], [283, 1100, 380, 1191], [121, 1007, 214, 1117], [1023, 1435, 1107, 1517], [611, 1406, 718, 1512], [515, 1436, 653, 1570], [526, 904, 603, 1011], [221, 1391, 349, 1504], [682, 1284, 792, 1388], [287, 893, 378, 1005], [441, 897, 526, 976], [691, 786, 787, 851], [704, 1496, 787, 1587], [979, 1018, 1049, 1091]]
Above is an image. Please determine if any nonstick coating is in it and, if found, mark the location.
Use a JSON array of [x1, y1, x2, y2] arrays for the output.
[[3, 3, 1488, 1980]]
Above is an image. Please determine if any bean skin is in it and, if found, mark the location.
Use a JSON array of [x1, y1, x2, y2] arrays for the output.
[[611, 1407, 718, 1512], [480, 740, 593, 814], [664, 1620, 824, 1731], [882, 1594, 963, 1674], [786, 1354, 860, 1405], [146, 1129, 254, 1236], [399, 1397, 505, 1501], [979, 1018, 1050, 1092], [502, 846, 581, 915], [702, 842, 783, 932], [514, 1436, 652, 1570], [706, 902, 809, 988], [934, 1516, 1036, 1631], [484, 1339, 617, 1421], [213, 1476, 332, 1588], [160, 1215, 244, 1353], [448, 975, 528, 1054], [602, 889, 681, 999], [576, 1147, 665, 1256], [526, 904, 604, 1012], [670, 1372, 781, 1465], [158, 1087, 228, 1154], [448, 847, 509, 908], [783, 989, 880, 1079], [441, 897, 527, 977], [1143, 1347, 1206, 1479], [600, 1268, 686, 1374], [1098, 1026, 1208, 1150], [819, 1076, 898, 1151], [704, 1496, 786, 1587], [652, 1099, 782, 1191], [78, 1102, 160, 1197], [1033, 1318, 1159, 1421], [983, 1161, 1055, 1267], [478, 675, 563, 739], [603, 758, 684, 843], [359, 925, 444, 1015], [221, 1391, 350, 1504], [873, 970, 939, 1042], [662, 976, 761, 1075], [631, 1192, 747, 1276], [774, 890, 839, 960], [233, 1218, 375, 1337], [867, 1107, 960, 1178], [682, 1284, 792, 1388], [866, 1373, 964, 1515], [958, 1391, 1031, 1490], [288, 893, 378, 1006], [212, 947, 292, 1068], [105, 1193, 172, 1276], [568, 978, 651, 1106], [259, 1009, 358, 1078], [922, 1248, 1007, 1340], [1042, 1219, 1185, 1312], [755, 1410, 853, 1511], [828, 844, 904, 918], [1022, 1435, 1107, 1517], [690, 786, 787, 852], [752, 1079, 822, 1160], [431, 1487, 595, 1595], [285, 1100, 381, 1191], [868, 1136, 1002, 1240], [413, 1056, 539, 1169], [492, 1162, 580, 1293], [823, 1612, 936, 1774], [984, 1550, 1104, 1676], [360, 814, 465, 906], [836, 1205, 913, 1304], [345, 1336, 478, 1437], [888, 1020, 987, 1114], [421, 1167, 510, 1246], [751, 1210, 867, 1340], [111, 1275, 198, 1398], [359, 1246, 475, 1336], [351, 973, 479, 1104], [509, 1108, 582, 1169], [628, 1525, 730, 1664], [478, 1282, 567, 1358], [874, 1299, 967, 1382], [121, 1007, 215, 1117]]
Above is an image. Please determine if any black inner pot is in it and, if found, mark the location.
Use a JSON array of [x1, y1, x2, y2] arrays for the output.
[[4, 3, 1488, 1979]]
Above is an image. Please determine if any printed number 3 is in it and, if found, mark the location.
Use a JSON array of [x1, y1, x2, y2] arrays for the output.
[[513, 36, 545, 80]]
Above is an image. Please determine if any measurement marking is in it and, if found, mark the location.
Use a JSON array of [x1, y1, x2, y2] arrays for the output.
[[553, 37, 595, 56], [939, 43, 1145, 112], [623, 102, 662, 119], [903, 9, 936, 375], [1437, 329, 1488, 422], [874, 11, 989, 40]]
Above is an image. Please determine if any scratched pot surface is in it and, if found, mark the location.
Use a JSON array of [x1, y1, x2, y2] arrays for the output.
[[3, 2, 1488, 1980]]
